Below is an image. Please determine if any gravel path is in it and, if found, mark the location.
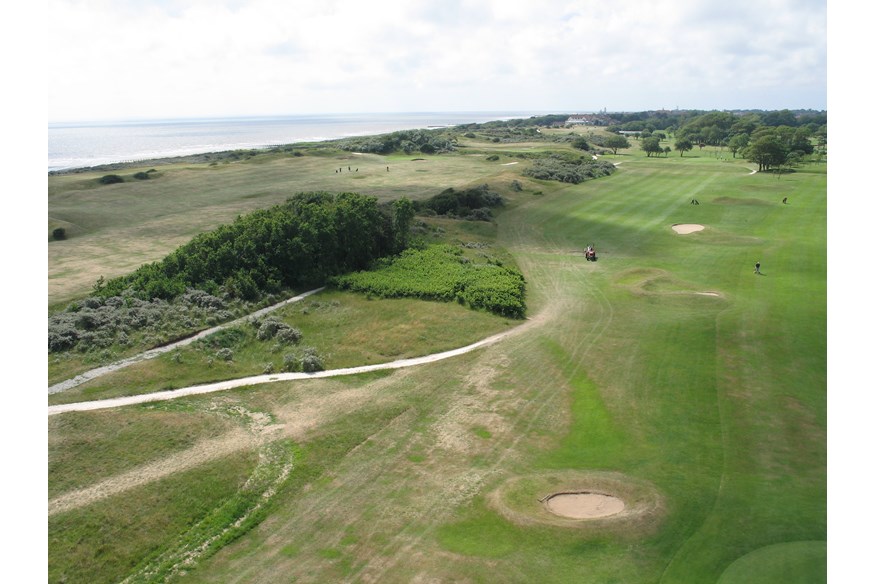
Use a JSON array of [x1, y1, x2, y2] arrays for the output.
[[48, 287, 325, 395], [48, 325, 522, 416]]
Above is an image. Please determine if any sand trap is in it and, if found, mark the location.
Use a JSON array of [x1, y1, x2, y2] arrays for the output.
[[695, 292, 720, 297], [672, 224, 704, 235], [501, 162, 519, 166], [545, 492, 625, 519]]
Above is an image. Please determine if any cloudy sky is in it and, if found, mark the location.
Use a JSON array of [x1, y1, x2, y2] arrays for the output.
[[48, 0, 827, 122]]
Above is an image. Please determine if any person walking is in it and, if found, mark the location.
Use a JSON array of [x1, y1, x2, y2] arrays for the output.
[[754, 261, 761, 274]]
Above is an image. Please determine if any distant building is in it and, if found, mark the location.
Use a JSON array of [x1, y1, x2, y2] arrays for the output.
[[618, 130, 643, 136], [565, 114, 612, 127]]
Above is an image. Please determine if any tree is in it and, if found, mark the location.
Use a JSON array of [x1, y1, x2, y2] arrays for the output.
[[572, 137, 591, 151], [744, 132, 789, 171], [392, 197, 416, 252], [604, 134, 631, 154], [641, 137, 663, 157], [52, 227, 66, 240], [674, 138, 693, 157], [727, 134, 749, 158], [663, 146, 672, 157]]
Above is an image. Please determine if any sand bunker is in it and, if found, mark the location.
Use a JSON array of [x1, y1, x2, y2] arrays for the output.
[[488, 471, 665, 532], [672, 224, 705, 234], [545, 492, 625, 519]]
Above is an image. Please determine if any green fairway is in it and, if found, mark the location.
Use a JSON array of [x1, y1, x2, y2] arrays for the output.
[[48, 139, 825, 582]]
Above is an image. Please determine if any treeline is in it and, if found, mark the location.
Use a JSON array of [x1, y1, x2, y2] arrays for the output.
[[523, 157, 617, 184], [95, 192, 415, 301], [413, 184, 504, 221], [606, 108, 826, 135], [335, 129, 457, 155], [458, 114, 571, 130]]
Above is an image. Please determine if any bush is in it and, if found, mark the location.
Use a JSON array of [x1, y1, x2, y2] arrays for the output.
[[257, 318, 288, 341], [523, 157, 616, 184], [299, 347, 324, 372], [200, 327, 246, 349], [275, 327, 302, 345], [52, 227, 66, 240], [99, 174, 124, 185], [465, 208, 493, 222], [133, 172, 151, 180], [216, 348, 234, 361]]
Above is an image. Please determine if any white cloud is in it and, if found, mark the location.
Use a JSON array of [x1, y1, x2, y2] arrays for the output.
[[47, 0, 826, 121]]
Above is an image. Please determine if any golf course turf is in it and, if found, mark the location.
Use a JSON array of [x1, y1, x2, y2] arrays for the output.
[[48, 133, 826, 583]]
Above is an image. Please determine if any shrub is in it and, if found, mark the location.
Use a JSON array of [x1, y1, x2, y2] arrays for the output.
[[99, 174, 124, 185], [333, 244, 526, 318], [486, 155, 500, 161], [133, 172, 151, 180], [275, 327, 302, 345], [299, 347, 324, 372], [52, 227, 66, 240], [48, 325, 79, 352], [282, 353, 300, 372], [523, 157, 616, 184], [216, 348, 234, 361], [200, 327, 246, 349], [465, 208, 493, 222], [257, 318, 287, 341]]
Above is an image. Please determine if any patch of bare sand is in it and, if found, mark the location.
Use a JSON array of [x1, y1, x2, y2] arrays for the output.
[[546, 492, 625, 519], [672, 223, 705, 234]]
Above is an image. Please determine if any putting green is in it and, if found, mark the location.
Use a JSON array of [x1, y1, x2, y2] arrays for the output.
[[717, 541, 826, 584]]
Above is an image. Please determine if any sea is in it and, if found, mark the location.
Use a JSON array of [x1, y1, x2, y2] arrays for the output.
[[48, 111, 539, 173]]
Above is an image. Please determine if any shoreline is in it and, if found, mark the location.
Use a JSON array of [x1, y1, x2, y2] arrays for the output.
[[48, 111, 542, 174]]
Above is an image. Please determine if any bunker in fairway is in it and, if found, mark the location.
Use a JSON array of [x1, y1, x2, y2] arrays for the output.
[[672, 223, 705, 234], [545, 492, 625, 519]]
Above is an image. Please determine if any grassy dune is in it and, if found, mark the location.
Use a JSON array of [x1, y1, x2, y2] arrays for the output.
[[48, 138, 826, 582]]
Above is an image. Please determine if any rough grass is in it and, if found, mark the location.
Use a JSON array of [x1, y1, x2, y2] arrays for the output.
[[49, 405, 234, 498], [48, 450, 256, 584], [48, 288, 517, 405]]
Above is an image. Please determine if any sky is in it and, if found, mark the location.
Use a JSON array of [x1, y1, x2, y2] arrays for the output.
[[46, 0, 827, 122]]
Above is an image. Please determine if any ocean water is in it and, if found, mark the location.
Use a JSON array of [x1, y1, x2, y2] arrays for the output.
[[48, 111, 536, 172]]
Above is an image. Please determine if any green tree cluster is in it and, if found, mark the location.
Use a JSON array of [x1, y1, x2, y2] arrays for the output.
[[523, 157, 616, 183], [333, 244, 526, 318], [336, 129, 457, 154], [415, 184, 504, 220], [97, 192, 412, 301]]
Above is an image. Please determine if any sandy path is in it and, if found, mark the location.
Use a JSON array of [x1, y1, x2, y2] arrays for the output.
[[48, 375, 404, 516], [48, 288, 325, 395], [48, 429, 254, 516], [48, 325, 524, 416]]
